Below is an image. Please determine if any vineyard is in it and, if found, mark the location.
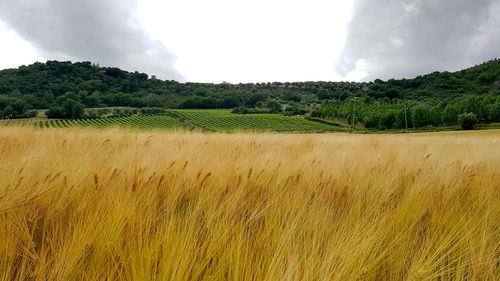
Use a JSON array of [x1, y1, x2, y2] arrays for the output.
[[0, 115, 183, 130], [168, 109, 344, 132], [0, 110, 346, 132]]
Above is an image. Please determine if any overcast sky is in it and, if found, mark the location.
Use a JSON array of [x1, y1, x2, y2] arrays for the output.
[[0, 0, 499, 83]]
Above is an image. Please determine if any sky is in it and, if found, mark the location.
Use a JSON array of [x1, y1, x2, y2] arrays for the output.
[[0, 0, 499, 83]]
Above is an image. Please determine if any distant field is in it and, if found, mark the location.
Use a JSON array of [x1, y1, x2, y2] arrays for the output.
[[0, 127, 498, 280], [169, 109, 345, 132], [0, 115, 183, 130], [39, 115, 183, 129], [0, 110, 347, 132]]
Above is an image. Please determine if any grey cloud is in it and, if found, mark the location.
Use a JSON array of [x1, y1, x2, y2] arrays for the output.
[[338, 0, 500, 81], [0, 0, 183, 80]]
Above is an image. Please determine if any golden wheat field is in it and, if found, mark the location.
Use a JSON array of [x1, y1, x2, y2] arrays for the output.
[[0, 127, 499, 281]]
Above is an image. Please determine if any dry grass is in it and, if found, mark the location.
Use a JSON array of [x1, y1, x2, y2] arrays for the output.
[[0, 127, 499, 280]]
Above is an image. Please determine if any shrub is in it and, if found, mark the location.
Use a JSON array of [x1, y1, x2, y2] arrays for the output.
[[412, 105, 431, 128], [23, 110, 38, 118], [62, 99, 85, 119], [86, 109, 98, 119], [283, 105, 307, 116], [139, 107, 164, 115], [486, 103, 500, 122], [363, 115, 379, 129], [458, 113, 478, 130], [232, 106, 251, 114], [378, 112, 396, 129], [112, 108, 138, 116], [0, 105, 16, 118], [45, 107, 64, 118], [231, 106, 273, 114]]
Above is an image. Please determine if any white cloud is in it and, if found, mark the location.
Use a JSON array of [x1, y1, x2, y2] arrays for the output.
[[2, 0, 499, 83], [0, 0, 183, 80], [339, 0, 500, 81], [0, 0, 358, 82], [0, 21, 44, 69], [137, 0, 355, 82], [345, 59, 368, 81], [402, 2, 420, 15]]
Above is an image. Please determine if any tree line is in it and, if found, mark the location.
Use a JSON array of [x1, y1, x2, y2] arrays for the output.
[[311, 94, 500, 130], [0, 59, 499, 129]]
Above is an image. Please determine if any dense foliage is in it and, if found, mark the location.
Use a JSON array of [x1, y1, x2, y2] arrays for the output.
[[311, 94, 500, 129], [0, 60, 361, 118], [311, 60, 500, 129], [0, 59, 499, 129], [458, 113, 478, 130]]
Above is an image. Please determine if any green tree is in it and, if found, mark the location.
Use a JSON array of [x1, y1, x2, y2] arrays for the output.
[[378, 112, 396, 129], [429, 106, 442, 126], [265, 99, 281, 113], [442, 104, 460, 125], [45, 107, 64, 118], [458, 113, 477, 130], [1, 105, 15, 118], [62, 99, 85, 119], [363, 115, 379, 129], [411, 105, 430, 128], [486, 102, 500, 122]]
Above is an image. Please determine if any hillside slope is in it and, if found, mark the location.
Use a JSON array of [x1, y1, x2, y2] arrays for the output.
[[0, 59, 499, 124]]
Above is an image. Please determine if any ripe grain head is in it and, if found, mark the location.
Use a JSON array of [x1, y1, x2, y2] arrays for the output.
[[0, 127, 498, 280]]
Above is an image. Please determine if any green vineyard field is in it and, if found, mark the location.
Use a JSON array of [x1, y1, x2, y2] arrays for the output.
[[169, 109, 344, 132], [0, 115, 183, 130], [1, 110, 346, 132]]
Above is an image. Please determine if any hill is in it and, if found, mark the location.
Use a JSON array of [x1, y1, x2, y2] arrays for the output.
[[0, 59, 499, 130]]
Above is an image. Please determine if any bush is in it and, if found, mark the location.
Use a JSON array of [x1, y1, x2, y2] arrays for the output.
[[395, 109, 412, 129], [363, 115, 379, 129], [232, 106, 251, 114], [458, 113, 478, 130], [486, 103, 500, 122], [23, 110, 38, 118], [62, 99, 85, 119], [412, 105, 431, 128], [45, 107, 64, 118], [139, 107, 164, 115], [283, 105, 307, 116], [96, 108, 111, 117], [0, 105, 16, 118], [86, 109, 98, 119], [112, 108, 135, 117], [265, 99, 281, 113], [378, 112, 396, 129], [231, 106, 273, 114]]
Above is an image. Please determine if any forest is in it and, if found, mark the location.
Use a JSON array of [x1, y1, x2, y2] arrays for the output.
[[0, 59, 499, 129]]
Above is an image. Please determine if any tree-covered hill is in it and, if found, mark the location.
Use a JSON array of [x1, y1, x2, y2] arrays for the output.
[[0, 59, 499, 129], [0, 60, 364, 113], [367, 59, 500, 99]]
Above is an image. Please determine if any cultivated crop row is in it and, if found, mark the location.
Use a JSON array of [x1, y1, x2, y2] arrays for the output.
[[171, 109, 342, 132], [1, 110, 344, 132], [0, 115, 183, 130]]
